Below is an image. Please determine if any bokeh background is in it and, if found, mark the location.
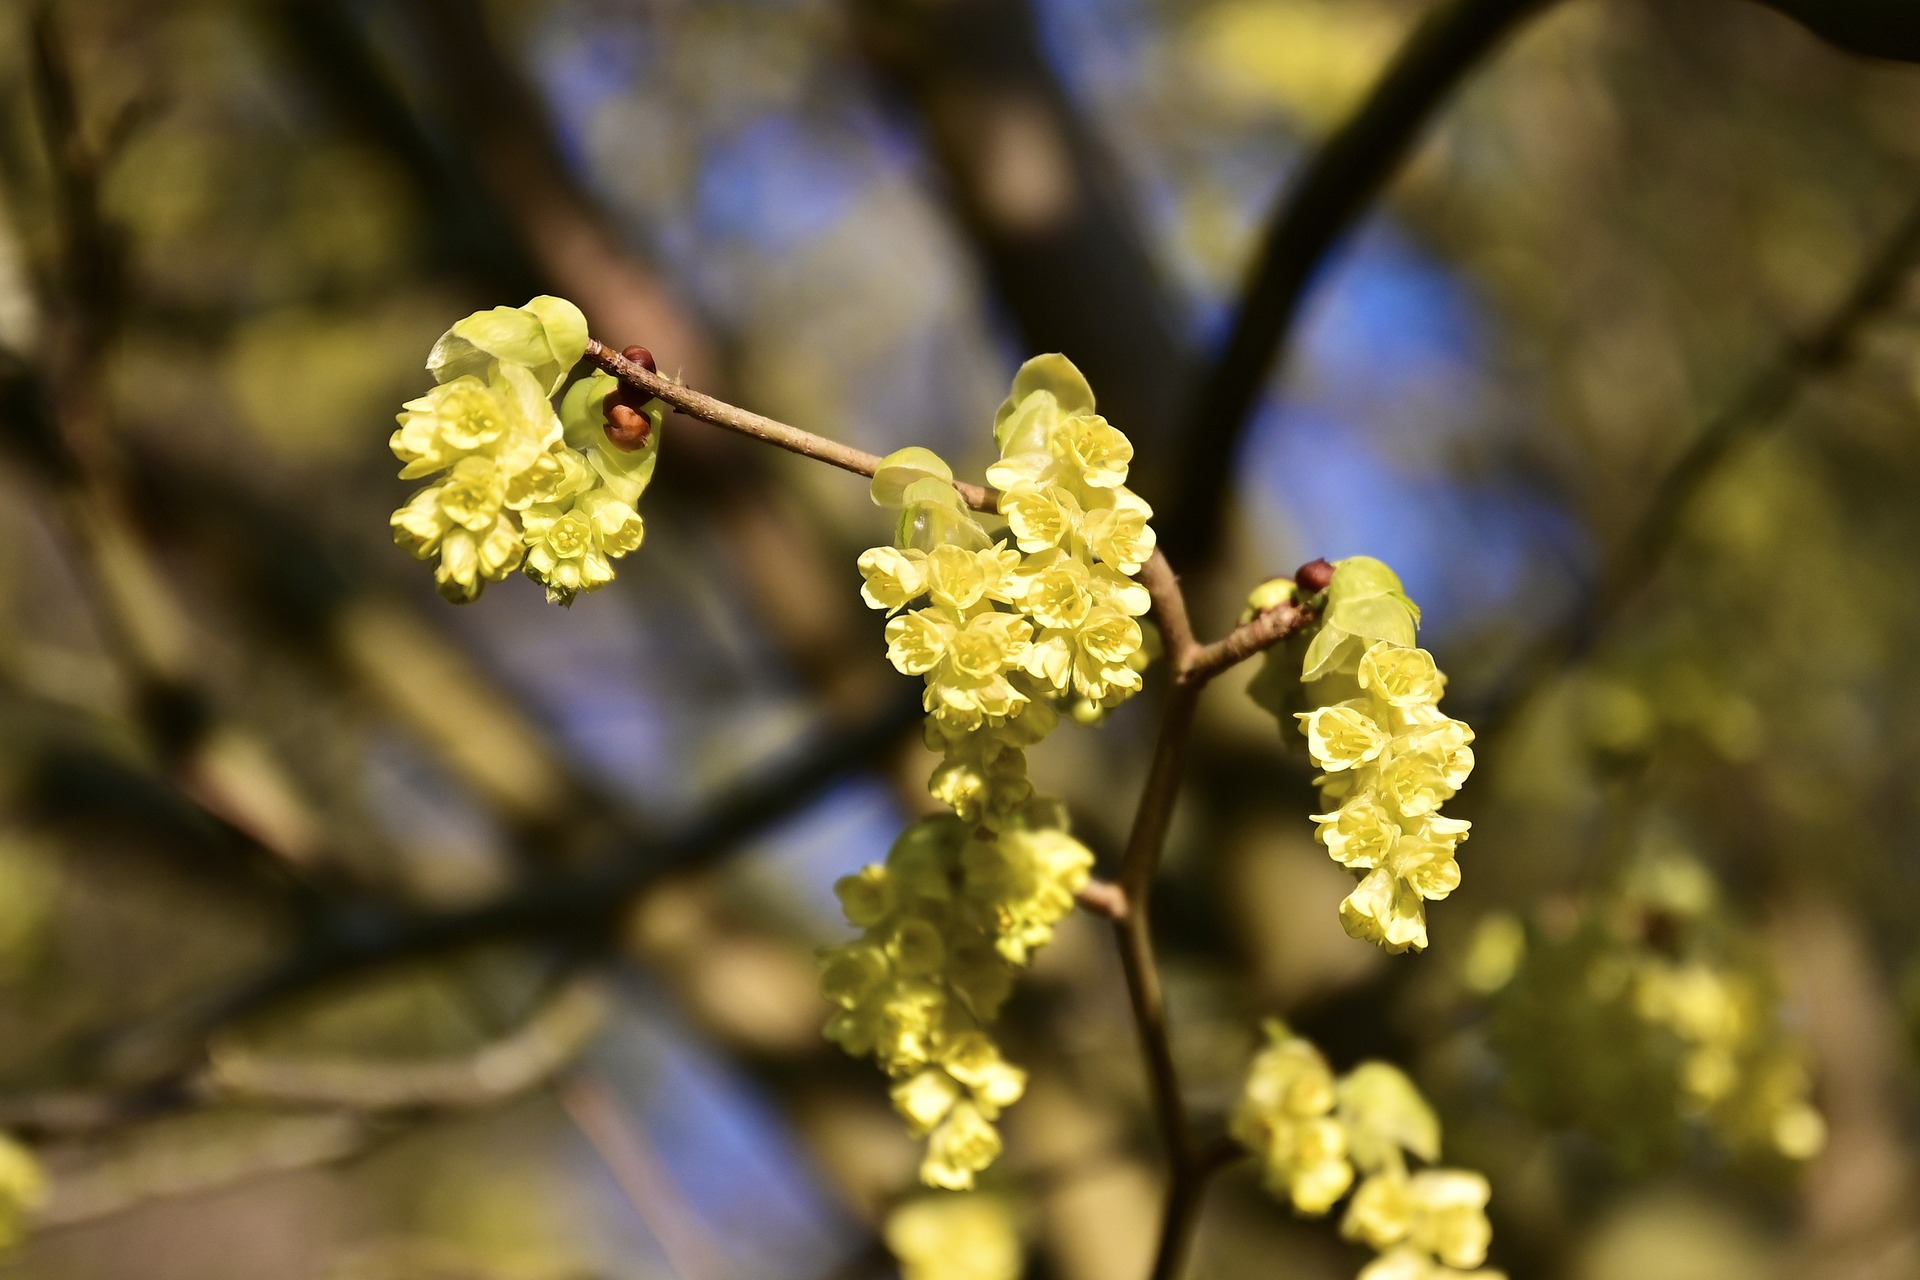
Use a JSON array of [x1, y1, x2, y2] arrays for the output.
[[1, 0, 1919, 1277]]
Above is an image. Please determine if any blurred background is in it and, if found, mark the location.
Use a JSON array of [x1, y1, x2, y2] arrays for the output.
[[0, 0, 1918, 1276]]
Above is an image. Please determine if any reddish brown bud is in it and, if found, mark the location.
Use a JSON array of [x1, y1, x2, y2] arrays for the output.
[[1294, 558, 1335, 594], [621, 344, 658, 374], [605, 399, 652, 451]]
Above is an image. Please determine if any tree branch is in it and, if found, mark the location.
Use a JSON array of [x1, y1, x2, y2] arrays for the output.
[[1163, 0, 1552, 565]]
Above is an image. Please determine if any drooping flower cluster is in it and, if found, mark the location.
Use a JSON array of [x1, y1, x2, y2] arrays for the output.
[[1231, 1022, 1504, 1280], [1263, 558, 1474, 952], [821, 356, 1152, 1188], [390, 297, 662, 604], [1476, 849, 1826, 1167]]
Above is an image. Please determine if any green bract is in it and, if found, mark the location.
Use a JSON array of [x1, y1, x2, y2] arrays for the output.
[[427, 295, 589, 395], [871, 447, 956, 507], [1301, 556, 1422, 683], [1338, 1062, 1442, 1170], [991, 353, 1096, 451]]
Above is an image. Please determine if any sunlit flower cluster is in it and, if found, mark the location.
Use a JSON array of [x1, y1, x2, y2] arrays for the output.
[[1231, 1023, 1504, 1280], [390, 297, 662, 604], [1476, 850, 1826, 1167], [824, 356, 1150, 1187], [1276, 559, 1474, 953]]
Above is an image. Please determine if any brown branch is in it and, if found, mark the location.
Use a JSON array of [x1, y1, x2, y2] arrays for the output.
[[1114, 680, 1202, 1280]]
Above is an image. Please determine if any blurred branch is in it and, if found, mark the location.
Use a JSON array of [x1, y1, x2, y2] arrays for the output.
[[849, 0, 1189, 474], [206, 977, 606, 1111], [1163, 0, 1551, 566], [15, 6, 328, 870], [111, 689, 925, 1073], [390, 0, 717, 390], [33, 1109, 374, 1231], [1481, 185, 1920, 736], [3, 977, 605, 1135]]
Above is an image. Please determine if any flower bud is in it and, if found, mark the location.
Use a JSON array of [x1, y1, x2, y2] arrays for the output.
[[605, 399, 653, 450], [1295, 558, 1336, 594]]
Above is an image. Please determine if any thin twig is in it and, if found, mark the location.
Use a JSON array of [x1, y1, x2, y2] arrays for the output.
[[1115, 681, 1202, 1280], [585, 340, 994, 512], [1164, 0, 1552, 564], [1108, 583, 1314, 1280]]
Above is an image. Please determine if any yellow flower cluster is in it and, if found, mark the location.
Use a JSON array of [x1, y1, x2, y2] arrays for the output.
[[1278, 559, 1473, 953], [883, 1193, 1023, 1280], [860, 354, 1155, 730], [824, 356, 1151, 1188], [1231, 1023, 1504, 1280], [390, 297, 662, 604], [0, 1131, 43, 1250], [1477, 851, 1826, 1165]]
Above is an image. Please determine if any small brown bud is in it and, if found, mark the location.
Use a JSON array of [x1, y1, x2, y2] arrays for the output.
[[621, 344, 658, 374], [1294, 558, 1335, 594], [605, 399, 652, 451]]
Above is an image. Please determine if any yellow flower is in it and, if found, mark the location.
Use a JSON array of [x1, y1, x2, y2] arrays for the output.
[[998, 484, 1082, 554], [0, 1132, 42, 1250], [1080, 490, 1156, 574], [963, 827, 1094, 963], [1406, 1170, 1493, 1269], [1230, 1022, 1356, 1215], [1017, 549, 1095, 629], [819, 943, 889, 1008], [1344, 1171, 1416, 1250], [893, 1069, 964, 1136], [1338, 1062, 1441, 1173], [923, 1100, 1003, 1190], [1299, 704, 1390, 771], [1340, 867, 1433, 953], [1358, 643, 1446, 709], [890, 916, 949, 977], [1359, 1249, 1506, 1280], [391, 300, 661, 605], [391, 362, 562, 481], [520, 504, 613, 605], [391, 457, 527, 602], [831, 353, 1155, 1188], [884, 1194, 1022, 1280], [861, 546, 931, 611], [925, 543, 1022, 612], [835, 866, 896, 927], [940, 1032, 1028, 1112], [945, 940, 1015, 1021], [1312, 793, 1401, 869], [885, 609, 1034, 728]]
